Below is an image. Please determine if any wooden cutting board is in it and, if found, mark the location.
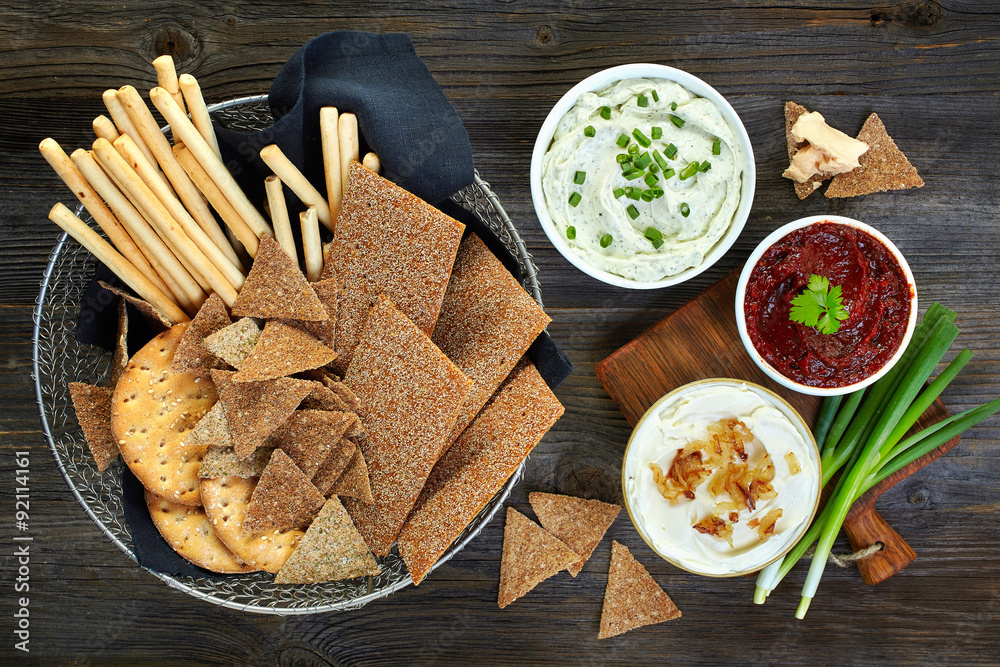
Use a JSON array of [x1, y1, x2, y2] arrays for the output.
[[596, 269, 961, 584]]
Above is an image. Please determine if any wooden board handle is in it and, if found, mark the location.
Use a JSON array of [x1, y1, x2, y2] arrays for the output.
[[843, 505, 917, 585]]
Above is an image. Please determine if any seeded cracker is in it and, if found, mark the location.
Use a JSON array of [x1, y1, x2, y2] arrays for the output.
[[599, 541, 681, 639], [784, 101, 825, 200], [109, 298, 129, 388], [323, 378, 360, 413], [233, 321, 337, 383], [342, 295, 471, 555], [186, 401, 233, 450], [498, 507, 578, 609], [432, 234, 552, 444], [826, 113, 924, 197], [274, 496, 380, 584], [68, 382, 119, 471], [529, 492, 620, 577], [203, 318, 261, 370], [199, 445, 274, 479], [300, 381, 352, 413], [171, 293, 232, 377], [312, 438, 357, 496], [331, 162, 464, 373], [329, 446, 373, 504], [98, 280, 171, 332], [230, 235, 328, 321], [280, 277, 339, 349], [243, 448, 324, 535], [201, 476, 304, 573], [267, 409, 355, 478], [399, 360, 564, 585]]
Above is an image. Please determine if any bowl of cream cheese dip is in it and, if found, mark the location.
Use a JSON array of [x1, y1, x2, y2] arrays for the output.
[[531, 64, 755, 289], [621, 379, 821, 577]]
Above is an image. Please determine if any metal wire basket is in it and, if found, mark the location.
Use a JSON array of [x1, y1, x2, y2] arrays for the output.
[[32, 95, 541, 614]]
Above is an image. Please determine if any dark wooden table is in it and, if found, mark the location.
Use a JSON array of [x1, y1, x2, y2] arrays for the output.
[[2, 2, 999, 665]]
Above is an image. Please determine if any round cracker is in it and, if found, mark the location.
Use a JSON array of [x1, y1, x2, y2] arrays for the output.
[[144, 489, 257, 574], [112, 323, 218, 505], [200, 476, 305, 573]]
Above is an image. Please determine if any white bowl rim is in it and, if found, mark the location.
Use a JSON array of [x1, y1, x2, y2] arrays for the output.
[[530, 63, 756, 290], [735, 215, 919, 397]]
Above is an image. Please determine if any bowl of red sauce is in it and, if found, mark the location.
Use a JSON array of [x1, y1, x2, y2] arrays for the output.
[[736, 215, 917, 396]]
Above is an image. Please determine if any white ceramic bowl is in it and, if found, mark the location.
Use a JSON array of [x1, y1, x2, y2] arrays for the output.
[[530, 63, 756, 289], [735, 215, 918, 397]]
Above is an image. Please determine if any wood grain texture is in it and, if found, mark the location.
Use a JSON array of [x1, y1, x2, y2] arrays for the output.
[[2, 1, 1000, 665]]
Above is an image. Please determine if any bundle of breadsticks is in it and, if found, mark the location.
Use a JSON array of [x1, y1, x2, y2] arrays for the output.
[[40, 55, 380, 322]]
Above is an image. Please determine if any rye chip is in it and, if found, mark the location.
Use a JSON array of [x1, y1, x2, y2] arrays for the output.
[[300, 381, 352, 413], [498, 507, 578, 609], [186, 401, 233, 450], [233, 321, 337, 383], [199, 445, 273, 479], [826, 112, 924, 197], [243, 448, 324, 535], [312, 438, 357, 497], [109, 298, 129, 388], [99, 280, 171, 332], [267, 409, 355, 478], [281, 277, 339, 349], [211, 370, 314, 459], [68, 382, 119, 471], [329, 446, 373, 504], [171, 293, 231, 377], [599, 541, 681, 639], [784, 101, 826, 200], [529, 492, 620, 577], [230, 235, 328, 321], [203, 318, 261, 370]]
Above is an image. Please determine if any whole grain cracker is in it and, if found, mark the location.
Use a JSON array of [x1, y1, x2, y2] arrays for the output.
[[199, 445, 274, 479], [399, 360, 564, 585], [203, 318, 262, 370], [784, 101, 825, 200], [111, 323, 217, 505], [319, 242, 336, 281], [145, 489, 256, 574], [109, 298, 129, 388], [99, 280, 171, 332], [243, 449, 324, 535], [498, 507, 578, 609], [329, 446, 373, 504], [300, 381, 352, 413], [322, 377, 360, 413], [274, 496, 380, 584], [267, 409, 355, 478], [331, 162, 464, 373], [278, 277, 340, 349], [232, 321, 337, 383], [201, 476, 305, 573], [186, 401, 233, 450], [68, 382, 119, 471], [230, 235, 329, 321], [211, 370, 314, 459], [529, 492, 620, 577], [312, 438, 356, 497], [171, 293, 232, 377], [599, 541, 681, 639], [341, 295, 471, 556], [826, 112, 924, 197]]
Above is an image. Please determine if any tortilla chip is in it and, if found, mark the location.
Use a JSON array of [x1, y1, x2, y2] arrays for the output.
[[497, 507, 578, 609], [329, 446, 373, 504], [68, 382, 119, 471], [203, 318, 261, 370], [432, 234, 551, 444], [826, 113, 924, 197], [267, 409, 355, 478], [398, 360, 564, 585], [231, 235, 328, 321], [341, 295, 471, 556], [210, 370, 313, 458], [331, 162, 464, 373], [312, 438, 356, 496], [199, 445, 273, 479], [109, 298, 129, 388], [279, 278, 340, 349], [529, 492, 620, 577], [232, 321, 337, 383], [784, 101, 825, 200], [186, 401, 233, 450], [274, 496, 380, 583], [243, 449, 324, 535], [98, 280, 171, 332], [599, 541, 681, 639], [171, 293, 232, 377]]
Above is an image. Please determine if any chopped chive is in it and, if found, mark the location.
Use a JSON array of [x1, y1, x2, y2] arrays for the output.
[[640, 189, 654, 202], [600, 106, 611, 120], [699, 161, 712, 173], [651, 126, 662, 140], [633, 152, 652, 169], [664, 143, 678, 159], [662, 168, 676, 179], [670, 114, 685, 128], [712, 139, 721, 155], [600, 233, 613, 248], [621, 161, 633, 172], [644, 226, 664, 249], [680, 202, 691, 217], [650, 186, 665, 198], [584, 125, 596, 137], [623, 169, 645, 180], [628, 144, 640, 155], [566, 225, 576, 239], [568, 192, 582, 207], [679, 161, 700, 180], [632, 128, 652, 147], [652, 149, 670, 171], [644, 172, 659, 187], [649, 162, 659, 174], [574, 170, 587, 184], [616, 134, 630, 148], [637, 95, 649, 107], [652, 90, 659, 102], [670, 102, 677, 111], [626, 187, 641, 201], [616, 153, 631, 164], [612, 187, 625, 198], [626, 205, 640, 220]]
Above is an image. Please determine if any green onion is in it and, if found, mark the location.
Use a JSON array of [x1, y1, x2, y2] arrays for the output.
[[623, 169, 645, 181], [652, 90, 659, 102], [625, 187, 641, 201], [626, 205, 639, 220], [670, 101, 677, 111], [620, 161, 633, 173], [632, 128, 652, 148], [568, 192, 582, 207], [644, 172, 659, 187], [699, 161, 711, 173], [664, 143, 678, 159], [812, 396, 843, 451], [628, 144, 640, 155], [600, 106, 611, 120], [600, 233, 613, 247], [662, 168, 675, 179], [651, 126, 662, 140], [637, 95, 649, 108], [644, 227, 664, 248], [640, 189, 654, 202], [649, 163, 659, 174], [633, 152, 652, 170], [652, 149, 670, 171], [679, 162, 700, 180], [584, 125, 596, 137], [712, 139, 721, 155], [616, 134, 630, 148], [612, 187, 624, 198], [616, 153, 631, 164], [670, 114, 684, 128], [574, 171, 586, 185], [679, 202, 690, 217], [650, 186, 664, 198], [566, 226, 576, 239]]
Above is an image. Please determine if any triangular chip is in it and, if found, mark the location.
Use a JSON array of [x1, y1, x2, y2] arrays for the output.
[[329, 446, 373, 504], [68, 382, 119, 471], [266, 410, 355, 478], [319, 242, 336, 281], [826, 113, 924, 197], [312, 438, 357, 497], [243, 449, 324, 535], [211, 370, 313, 458], [109, 297, 129, 388], [199, 445, 273, 479], [300, 381, 352, 413], [231, 235, 328, 321], [279, 278, 340, 349], [203, 318, 261, 370], [98, 280, 171, 332], [186, 401, 234, 450], [498, 507, 578, 609], [233, 321, 337, 383], [274, 496, 380, 584], [529, 492, 620, 577], [784, 101, 825, 200], [322, 377, 361, 413], [599, 541, 682, 639], [171, 293, 232, 376]]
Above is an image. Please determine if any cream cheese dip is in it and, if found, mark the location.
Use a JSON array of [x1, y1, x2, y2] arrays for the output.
[[541, 78, 746, 283], [622, 380, 820, 576]]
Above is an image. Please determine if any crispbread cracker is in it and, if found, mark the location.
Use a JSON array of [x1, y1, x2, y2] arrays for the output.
[[331, 162, 464, 373], [199, 445, 273, 479], [329, 446, 373, 504], [211, 370, 314, 458], [300, 381, 352, 413], [322, 378, 360, 413], [342, 296, 471, 555], [399, 360, 564, 585], [68, 382, 119, 471], [826, 113, 924, 197], [171, 293, 231, 377], [432, 234, 551, 443], [201, 476, 305, 573], [231, 235, 329, 321], [109, 298, 129, 388], [243, 449, 324, 535], [267, 409, 355, 478], [784, 101, 825, 200], [186, 401, 233, 450], [498, 507, 578, 609], [312, 438, 356, 497], [274, 496, 380, 584], [280, 278, 339, 349], [599, 541, 681, 639], [99, 280, 171, 332], [233, 321, 337, 383], [111, 323, 217, 505], [145, 489, 256, 574], [529, 492, 620, 577], [203, 318, 261, 370]]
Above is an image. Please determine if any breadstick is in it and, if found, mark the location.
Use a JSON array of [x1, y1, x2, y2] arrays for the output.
[[92, 138, 238, 306], [38, 138, 171, 299], [173, 144, 260, 258], [338, 113, 360, 196], [265, 175, 297, 264], [178, 74, 222, 159], [48, 203, 189, 324], [72, 149, 201, 312], [149, 87, 273, 240], [362, 152, 381, 174], [260, 144, 332, 232], [152, 55, 186, 114], [300, 207, 322, 282], [115, 134, 244, 276], [319, 107, 342, 226], [93, 115, 120, 144], [102, 89, 161, 178]]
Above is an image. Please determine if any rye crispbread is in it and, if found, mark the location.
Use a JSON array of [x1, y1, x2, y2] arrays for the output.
[[210, 370, 313, 459], [199, 445, 274, 479], [231, 235, 328, 321], [329, 446, 373, 504], [109, 298, 129, 388], [202, 318, 261, 370], [99, 280, 171, 332], [599, 541, 681, 639], [233, 321, 337, 383], [243, 449, 324, 535], [529, 492, 620, 577], [171, 293, 231, 377], [267, 409, 355, 478], [826, 113, 924, 197], [68, 382, 119, 471], [312, 438, 357, 497], [497, 507, 578, 609]]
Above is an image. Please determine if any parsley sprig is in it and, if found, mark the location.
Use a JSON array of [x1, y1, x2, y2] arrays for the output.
[[789, 274, 849, 334]]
